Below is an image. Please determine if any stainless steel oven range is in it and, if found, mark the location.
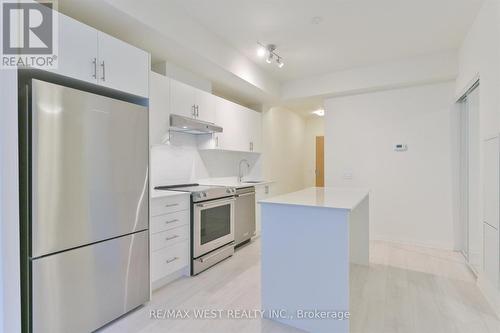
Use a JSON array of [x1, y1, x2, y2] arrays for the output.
[[155, 184, 237, 275]]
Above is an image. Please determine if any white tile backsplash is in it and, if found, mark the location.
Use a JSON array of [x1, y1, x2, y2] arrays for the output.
[[151, 132, 262, 187]]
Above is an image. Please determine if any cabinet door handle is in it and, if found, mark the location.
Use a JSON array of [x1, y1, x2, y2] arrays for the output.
[[100, 61, 106, 81], [166, 257, 179, 264], [196, 105, 199, 118], [165, 203, 179, 208], [92, 58, 97, 79], [215, 136, 219, 147], [165, 235, 179, 241], [192, 105, 196, 118], [165, 219, 179, 224]]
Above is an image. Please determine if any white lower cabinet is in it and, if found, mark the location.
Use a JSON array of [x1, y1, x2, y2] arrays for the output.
[[151, 225, 189, 251], [152, 242, 189, 281], [483, 222, 499, 288], [151, 193, 190, 289]]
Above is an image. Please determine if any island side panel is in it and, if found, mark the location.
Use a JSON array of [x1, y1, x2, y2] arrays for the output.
[[261, 203, 350, 333], [349, 195, 370, 265]]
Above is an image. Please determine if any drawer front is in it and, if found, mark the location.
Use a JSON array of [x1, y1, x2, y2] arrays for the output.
[[151, 210, 189, 234], [151, 195, 189, 217], [152, 241, 189, 281], [151, 225, 189, 251]]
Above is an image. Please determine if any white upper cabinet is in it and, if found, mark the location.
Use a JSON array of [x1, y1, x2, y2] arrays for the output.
[[170, 79, 215, 123], [51, 14, 98, 84], [215, 97, 243, 151], [198, 97, 262, 153], [245, 107, 262, 153], [149, 72, 171, 145], [97, 32, 150, 98], [49, 12, 149, 97], [195, 89, 216, 123], [170, 79, 197, 119]]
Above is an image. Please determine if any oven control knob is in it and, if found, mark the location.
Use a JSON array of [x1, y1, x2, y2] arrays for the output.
[[202, 192, 207, 197], [226, 188, 231, 194], [194, 193, 201, 199]]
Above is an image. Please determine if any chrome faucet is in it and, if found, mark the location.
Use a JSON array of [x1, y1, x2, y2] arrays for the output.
[[238, 159, 250, 183]]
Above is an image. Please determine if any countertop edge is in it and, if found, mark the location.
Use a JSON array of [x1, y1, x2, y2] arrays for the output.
[[258, 188, 370, 210], [150, 190, 190, 199]]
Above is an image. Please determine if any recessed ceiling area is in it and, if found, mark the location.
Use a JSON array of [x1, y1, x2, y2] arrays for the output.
[[169, 0, 484, 82]]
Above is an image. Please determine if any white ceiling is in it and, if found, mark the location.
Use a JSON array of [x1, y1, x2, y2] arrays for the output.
[[169, 0, 483, 82]]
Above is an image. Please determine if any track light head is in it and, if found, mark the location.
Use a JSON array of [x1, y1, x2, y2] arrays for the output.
[[277, 57, 284, 68], [266, 53, 273, 63]]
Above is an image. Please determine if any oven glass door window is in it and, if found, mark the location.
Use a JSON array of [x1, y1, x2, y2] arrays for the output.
[[200, 204, 231, 245]]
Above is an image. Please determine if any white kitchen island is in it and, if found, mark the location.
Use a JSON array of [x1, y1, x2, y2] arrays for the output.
[[259, 187, 370, 333]]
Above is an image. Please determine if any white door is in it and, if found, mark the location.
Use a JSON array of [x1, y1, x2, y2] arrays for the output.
[[149, 72, 171, 145], [170, 79, 196, 118], [466, 86, 481, 272], [484, 136, 500, 229], [195, 89, 215, 123], [484, 223, 499, 287], [50, 14, 98, 84], [97, 32, 149, 97]]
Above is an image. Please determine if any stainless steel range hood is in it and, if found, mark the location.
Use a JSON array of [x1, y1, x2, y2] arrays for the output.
[[169, 114, 223, 134]]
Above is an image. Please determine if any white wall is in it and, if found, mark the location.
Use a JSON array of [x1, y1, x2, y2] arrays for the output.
[[262, 107, 306, 195], [150, 134, 262, 187], [325, 82, 457, 249], [303, 117, 324, 187], [152, 61, 213, 93], [0, 70, 21, 332]]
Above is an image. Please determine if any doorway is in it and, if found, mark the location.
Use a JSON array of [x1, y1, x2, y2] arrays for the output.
[[315, 136, 324, 187], [458, 81, 480, 272]]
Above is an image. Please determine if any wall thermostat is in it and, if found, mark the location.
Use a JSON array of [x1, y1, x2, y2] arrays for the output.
[[394, 144, 408, 152]]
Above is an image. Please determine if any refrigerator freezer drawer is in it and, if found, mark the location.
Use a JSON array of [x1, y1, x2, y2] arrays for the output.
[[32, 231, 150, 333]]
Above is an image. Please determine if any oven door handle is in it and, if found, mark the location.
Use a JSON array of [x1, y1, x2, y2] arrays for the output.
[[196, 197, 235, 208]]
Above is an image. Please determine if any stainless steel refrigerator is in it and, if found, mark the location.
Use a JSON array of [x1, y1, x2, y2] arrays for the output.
[[18, 74, 150, 333]]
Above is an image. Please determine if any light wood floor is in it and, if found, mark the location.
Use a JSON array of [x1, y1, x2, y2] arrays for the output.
[[100, 239, 500, 333]]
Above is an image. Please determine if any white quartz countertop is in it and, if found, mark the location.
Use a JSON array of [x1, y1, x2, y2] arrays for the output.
[[198, 177, 274, 189], [259, 187, 369, 210], [150, 189, 190, 199]]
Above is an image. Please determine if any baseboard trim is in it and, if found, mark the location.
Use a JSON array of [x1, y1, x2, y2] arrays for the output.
[[370, 235, 455, 251]]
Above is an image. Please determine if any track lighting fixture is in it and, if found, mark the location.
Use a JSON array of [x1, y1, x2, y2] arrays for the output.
[[257, 43, 284, 68]]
